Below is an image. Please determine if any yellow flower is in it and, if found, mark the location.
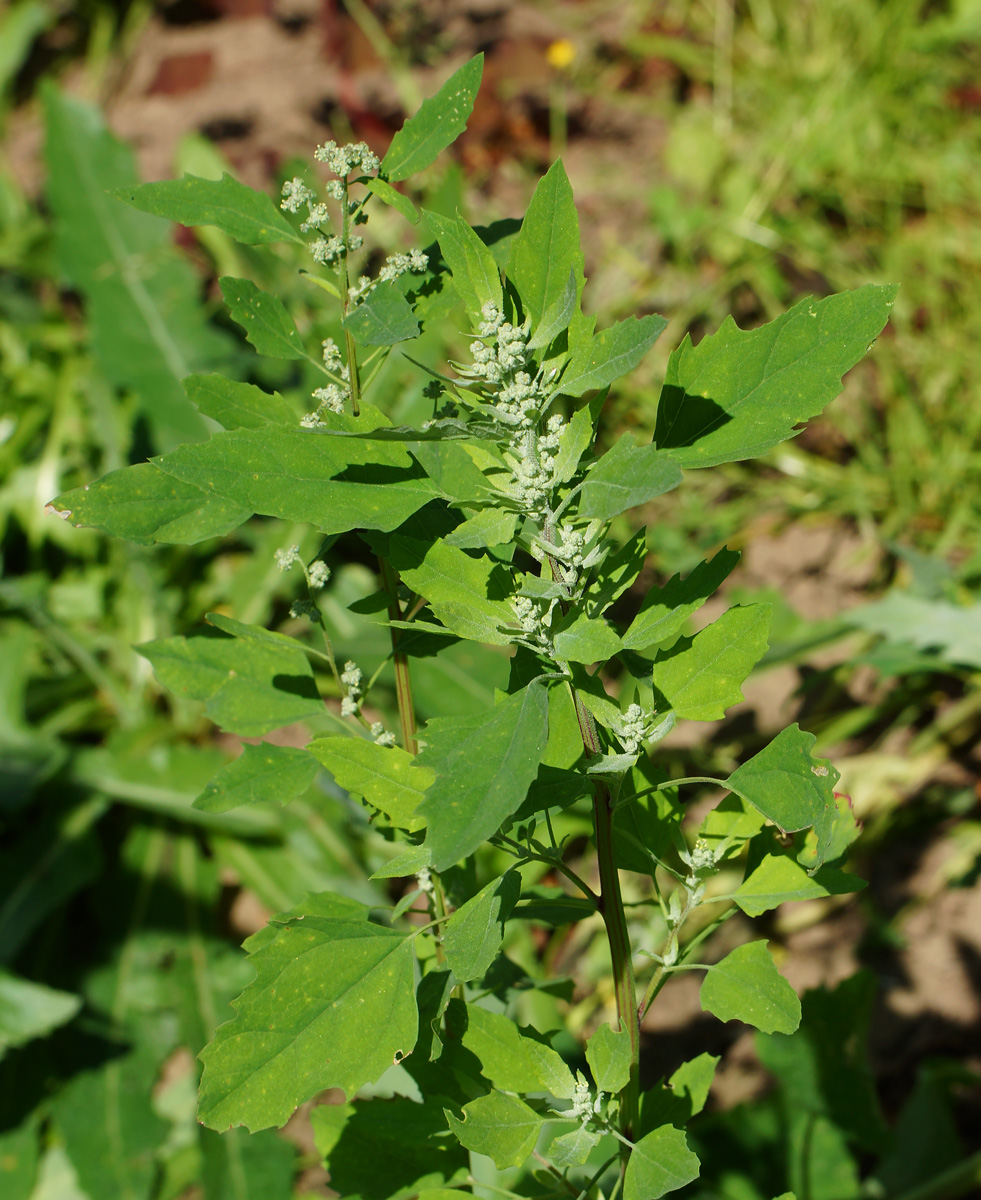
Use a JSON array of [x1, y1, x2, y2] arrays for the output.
[[546, 38, 576, 70]]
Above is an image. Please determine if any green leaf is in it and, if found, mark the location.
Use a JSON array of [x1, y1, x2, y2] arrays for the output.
[[307, 737, 434, 832], [371, 844, 432, 880], [382, 54, 483, 181], [44, 86, 226, 447], [389, 536, 515, 645], [585, 530, 647, 618], [462, 1004, 576, 1098], [152, 426, 437, 536], [445, 507, 518, 549], [312, 1098, 467, 1200], [443, 871, 520, 982], [559, 313, 668, 398], [551, 404, 596, 484], [624, 1126, 700, 1200], [585, 1024, 632, 1094], [528, 268, 578, 350], [549, 1125, 601, 1169], [365, 176, 420, 223], [445, 1091, 544, 1169], [47, 463, 251, 546], [725, 725, 841, 866], [732, 855, 865, 917], [417, 682, 550, 870], [425, 209, 502, 325], [198, 895, 418, 1131], [641, 1053, 719, 1133], [579, 434, 683, 522], [652, 604, 770, 721], [509, 159, 584, 332], [110, 173, 303, 245], [700, 940, 801, 1034], [184, 373, 296, 429], [553, 613, 621, 664], [220, 276, 309, 360], [0, 972, 81, 1059], [138, 631, 324, 737], [622, 548, 741, 650], [343, 280, 420, 346], [193, 744, 317, 813], [654, 285, 898, 468], [0, 1115, 38, 1200], [847, 590, 981, 670]]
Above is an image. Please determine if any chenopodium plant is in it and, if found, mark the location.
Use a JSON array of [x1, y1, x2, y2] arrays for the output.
[[50, 55, 896, 1200]]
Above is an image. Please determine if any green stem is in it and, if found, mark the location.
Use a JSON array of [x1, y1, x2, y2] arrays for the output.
[[571, 686, 640, 1152], [377, 556, 417, 754], [340, 178, 361, 416]]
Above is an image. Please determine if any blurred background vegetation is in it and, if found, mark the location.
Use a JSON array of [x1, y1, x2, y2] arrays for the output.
[[1, 1, 979, 1198]]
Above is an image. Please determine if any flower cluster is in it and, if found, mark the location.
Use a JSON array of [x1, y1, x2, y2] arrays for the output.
[[274, 544, 301, 572], [612, 703, 661, 755], [340, 660, 363, 718], [307, 560, 331, 589], [370, 721, 396, 748], [348, 248, 428, 307], [512, 594, 559, 653], [314, 140, 380, 178], [569, 1072, 603, 1124]]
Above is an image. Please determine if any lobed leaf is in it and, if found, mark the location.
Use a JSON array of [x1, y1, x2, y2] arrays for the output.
[[198, 896, 418, 1131], [307, 736, 433, 832], [343, 280, 420, 346], [110, 173, 303, 245], [461, 1003, 576, 1098], [700, 940, 801, 1035], [559, 313, 668, 398], [553, 613, 621, 665], [585, 1024, 632, 1094], [549, 1125, 601, 1169], [417, 682, 550, 870], [382, 54, 483, 181], [623, 1125, 700, 1200], [622, 548, 741, 650], [443, 871, 520, 982], [652, 604, 771, 721], [193, 744, 317, 813], [445, 1091, 544, 1170], [732, 854, 864, 918], [579, 434, 683, 522], [654, 285, 898, 468], [184, 373, 296, 430], [641, 1054, 719, 1132]]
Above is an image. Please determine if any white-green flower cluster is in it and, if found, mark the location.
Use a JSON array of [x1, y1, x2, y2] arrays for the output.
[[348, 248, 428, 307], [512, 594, 558, 653], [307, 560, 331, 589], [314, 140, 380, 178], [613, 703, 661, 755], [280, 178, 315, 213], [678, 836, 718, 892], [274, 544, 301, 571], [340, 660, 363, 718], [569, 1072, 603, 1124], [370, 721, 396, 748]]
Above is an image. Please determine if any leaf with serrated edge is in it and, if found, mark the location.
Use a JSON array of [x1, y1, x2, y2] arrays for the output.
[[220, 277, 309, 360], [462, 1004, 576, 1098], [700, 940, 801, 1035], [509, 159, 584, 331], [445, 1092, 544, 1169], [343, 280, 420, 346], [443, 871, 520, 982], [653, 604, 770, 721], [425, 209, 502, 326], [184, 373, 296, 429], [623, 1126, 700, 1200], [417, 682, 549, 871], [198, 897, 417, 1131], [553, 613, 621, 665], [654, 285, 897, 468], [307, 737, 433, 832], [585, 1024, 631, 1094], [579, 434, 682, 522], [732, 855, 864, 918], [382, 54, 483, 181], [193, 744, 317, 813], [623, 548, 741, 650], [111, 173, 303, 244], [559, 313, 668, 398]]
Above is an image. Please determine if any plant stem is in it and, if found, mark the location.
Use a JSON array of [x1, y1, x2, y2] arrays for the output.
[[571, 685, 640, 1151], [377, 556, 417, 754], [340, 178, 361, 415]]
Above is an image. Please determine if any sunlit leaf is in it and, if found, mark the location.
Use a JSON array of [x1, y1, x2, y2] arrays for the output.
[[700, 940, 801, 1035]]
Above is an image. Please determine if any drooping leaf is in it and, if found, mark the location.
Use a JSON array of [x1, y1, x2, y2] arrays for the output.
[[652, 604, 770, 721], [654, 285, 897, 468], [198, 895, 418, 1131], [700, 940, 801, 1035], [138, 630, 324, 737], [725, 725, 841, 867], [579, 434, 683, 522], [622, 549, 741, 650], [388, 536, 515, 645], [219, 276, 309, 360], [312, 1098, 468, 1200], [110, 173, 303, 245], [417, 682, 550, 870], [382, 54, 483, 181], [549, 1125, 601, 1169], [307, 737, 433, 831], [425, 209, 502, 326], [193, 744, 318, 813], [184, 373, 296, 429], [44, 86, 228, 447], [461, 1004, 576, 1099], [623, 1125, 700, 1200], [47, 463, 251, 546], [559, 313, 668, 398], [443, 871, 521, 982], [343, 280, 420, 346], [445, 1091, 544, 1169], [0, 972, 81, 1059], [732, 855, 864, 918], [365, 176, 420, 222], [509, 159, 584, 332], [553, 613, 621, 664], [585, 1024, 632, 1095]]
